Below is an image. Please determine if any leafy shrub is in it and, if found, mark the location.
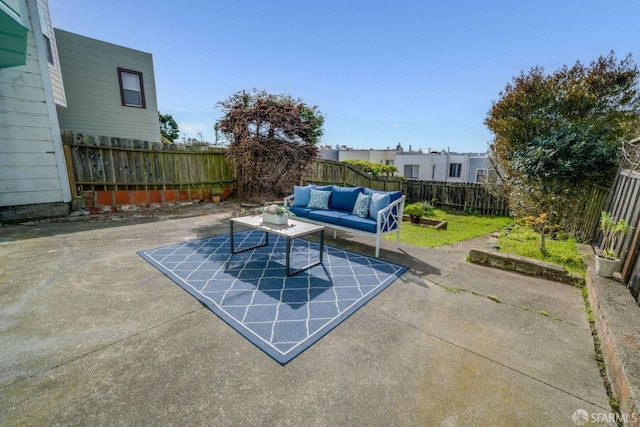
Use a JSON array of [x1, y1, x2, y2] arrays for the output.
[[342, 159, 398, 177], [421, 201, 435, 217], [404, 203, 426, 218]]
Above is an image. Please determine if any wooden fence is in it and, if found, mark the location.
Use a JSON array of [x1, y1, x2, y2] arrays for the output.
[[62, 131, 235, 195], [404, 180, 509, 216], [62, 136, 507, 214], [563, 184, 610, 243], [597, 168, 640, 300], [301, 160, 509, 215], [302, 159, 403, 192]]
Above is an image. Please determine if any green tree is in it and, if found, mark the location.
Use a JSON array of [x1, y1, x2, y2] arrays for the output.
[[485, 51, 640, 244], [216, 89, 324, 201], [342, 159, 398, 177], [159, 112, 179, 142]]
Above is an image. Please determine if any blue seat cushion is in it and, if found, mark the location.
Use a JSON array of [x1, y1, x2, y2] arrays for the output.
[[308, 209, 350, 225], [311, 184, 333, 192], [288, 206, 312, 218], [292, 185, 312, 207], [337, 214, 377, 233], [330, 186, 362, 212]]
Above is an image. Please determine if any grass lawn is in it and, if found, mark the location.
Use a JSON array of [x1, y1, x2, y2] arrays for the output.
[[497, 226, 587, 276], [387, 209, 513, 247], [388, 209, 586, 276]]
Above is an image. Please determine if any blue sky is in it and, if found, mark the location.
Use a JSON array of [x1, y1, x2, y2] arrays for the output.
[[50, 0, 639, 153]]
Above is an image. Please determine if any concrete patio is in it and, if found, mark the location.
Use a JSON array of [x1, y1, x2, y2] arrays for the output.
[[0, 202, 617, 426]]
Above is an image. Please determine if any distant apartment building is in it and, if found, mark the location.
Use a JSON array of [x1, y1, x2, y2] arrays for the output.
[[318, 146, 489, 183], [395, 151, 488, 183], [319, 147, 399, 165]]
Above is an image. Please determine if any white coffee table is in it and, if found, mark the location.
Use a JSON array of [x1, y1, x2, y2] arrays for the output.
[[229, 215, 325, 276]]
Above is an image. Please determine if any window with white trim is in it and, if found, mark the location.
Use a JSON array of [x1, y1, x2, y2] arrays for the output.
[[404, 164, 419, 179], [37, 3, 53, 65], [449, 163, 462, 178], [43, 35, 53, 64], [118, 68, 146, 108], [476, 169, 488, 183]]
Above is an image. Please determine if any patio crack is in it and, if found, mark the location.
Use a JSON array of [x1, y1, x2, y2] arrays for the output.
[[429, 278, 577, 326], [373, 307, 610, 412]]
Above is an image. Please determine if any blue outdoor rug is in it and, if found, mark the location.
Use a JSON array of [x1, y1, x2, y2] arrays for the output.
[[138, 230, 407, 364]]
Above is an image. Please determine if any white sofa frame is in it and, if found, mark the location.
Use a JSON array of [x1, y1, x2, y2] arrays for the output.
[[284, 193, 405, 257]]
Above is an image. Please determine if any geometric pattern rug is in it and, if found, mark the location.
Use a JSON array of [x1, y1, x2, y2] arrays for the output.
[[138, 230, 407, 364]]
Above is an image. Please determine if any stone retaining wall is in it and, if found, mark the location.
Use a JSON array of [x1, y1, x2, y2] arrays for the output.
[[468, 248, 583, 286], [587, 269, 640, 426]]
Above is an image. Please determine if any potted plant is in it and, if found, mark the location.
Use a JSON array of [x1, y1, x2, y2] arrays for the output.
[[404, 203, 426, 224], [212, 188, 222, 203], [259, 204, 294, 225], [595, 211, 631, 278]]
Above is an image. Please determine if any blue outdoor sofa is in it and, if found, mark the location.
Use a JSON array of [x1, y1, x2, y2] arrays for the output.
[[284, 185, 406, 257]]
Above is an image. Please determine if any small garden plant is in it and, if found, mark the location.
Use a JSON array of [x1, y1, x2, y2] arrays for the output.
[[498, 225, 586, 276], [404, 203, 427, 223], [598, 211, 630, 260], [259, 204, 295, 216]]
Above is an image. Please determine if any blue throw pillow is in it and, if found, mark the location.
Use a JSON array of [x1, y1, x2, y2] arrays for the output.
[[331, 186, 363, 211], [352, 193, 372, 218], [363, 188, 403, 204], [307, 189, 331, 210], [369, 193, 390, 218], [292, 185, 312, 207]]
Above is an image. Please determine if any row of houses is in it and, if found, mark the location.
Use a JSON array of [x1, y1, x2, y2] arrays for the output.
[[320, 148, 490, 183], [1, 0, 161, 220]]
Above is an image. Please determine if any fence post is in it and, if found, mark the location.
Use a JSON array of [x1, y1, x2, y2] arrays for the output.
[[62, 144, 78, 198]]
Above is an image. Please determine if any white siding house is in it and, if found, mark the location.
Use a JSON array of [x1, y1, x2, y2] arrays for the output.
[[320, 147, 489, 183], [0, 0, 71, 216], [0, 1, 161, 221], [55, 29, 161, 142], [337, 149, 397, 166], [395, 151, 489, 183], [37, 0, 65, 109]]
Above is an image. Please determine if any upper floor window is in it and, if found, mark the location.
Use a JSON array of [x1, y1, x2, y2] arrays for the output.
[[476, 169, 488, 183], [43, 35, 53, 64], [404, 164, 419, 179], [449, 163, 462, 178], [37, 3, 53, 65], [118, 68, 146, 108]]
